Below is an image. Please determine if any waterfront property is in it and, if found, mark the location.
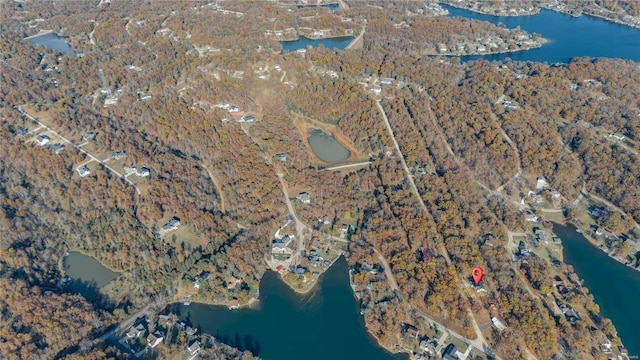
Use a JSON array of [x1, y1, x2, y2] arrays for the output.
[[169, 257, 407, 360], [280, 35, 354, 53], [556, 223, 640, 356], [441, 5, 640, 63]]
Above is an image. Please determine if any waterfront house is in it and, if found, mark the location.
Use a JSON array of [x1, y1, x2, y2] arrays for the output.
[[77, 165, 91, 177], [187, 341, 201, 356], [147, 332, 164, 348], [82, 131, 97, 141], [126, 323, 146, 339], [402, 323, 419, 338], [228, 299, 240, 310], [595, 227, 615, 239], [360, 262, 378, 274], [276, 265, 284, 272], [295, 192, 311, 204], [477, 45, 487, 52], [36, 134, 51, 146]]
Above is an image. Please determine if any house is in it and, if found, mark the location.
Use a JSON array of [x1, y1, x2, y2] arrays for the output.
[[228, 105, 239, 113], [275, 153, 287, 163], [126, 323, 146, 338], [360, 262, 378, 274], [296, 192, 311, 204], [380, 78, 394, 85], [442, 344, 459, 360], [225, 276, 242, 289], [419, 339, 436, 356], [36, 135, 51, 146], [596, 227, 615, 239], [50, 143, 64, 154], [525, 214, 538, 222], [517, 240, 530, 257], [477, 45, 487, 52], [147, 332, 164, 348], [228, 299, 240, 310], [536, 177, 549, 190], [139, 93, 152, 101], [312, 271, 320, 279], [15, 127, 28, 136], [161, 217, 181, 233], [77, 165, 91, 177], [402, 323, 419, 338], [295, 266, 306, 277], [276, 265, 284, 272], [82, 131, 97, 141], [136, 166, 151, 177], [339, 224, 349, 233], [217, 101, 230, 109], [112, 150, 126, 160], [369, 85, 382, 94], [187, 341, 201, 356], [438, 44, 448, 53], [239, 115, 255, 123], [323, 215, 330, 225], [491, 317, 506, 332], [535, 229, 550, 244], [559, 304, 581, 324]]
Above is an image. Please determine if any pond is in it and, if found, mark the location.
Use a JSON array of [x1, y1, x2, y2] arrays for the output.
[[281, 35, 354, 53], [63, 251, 120, 292], [555, 223, 640, 356], [307, 129, 351, 163], [297, 3, 340, 11], [27, 32, 76, 55], [441, 5, 640, 63], [169, 257, 406, 360]]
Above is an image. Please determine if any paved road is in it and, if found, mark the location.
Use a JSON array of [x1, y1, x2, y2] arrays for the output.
[[324, 161, 371, 171], [277, 173, 305, 258]]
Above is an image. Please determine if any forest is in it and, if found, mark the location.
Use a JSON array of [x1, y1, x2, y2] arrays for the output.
[[0, 0, 638, 359]]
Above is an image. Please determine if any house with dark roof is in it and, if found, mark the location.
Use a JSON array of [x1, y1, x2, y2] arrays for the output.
[[113, 150, 126, 160], [147, 332, 164, 348], [82, 131, 97, 141], [77, 165, 91, 177], [295, 192, 311, 204], [187, 341, 201, 356], [161, 217, 181, 234], [136, 166, 151, 177], [36, 134, 51, 146], [49, 143, 64, 154]]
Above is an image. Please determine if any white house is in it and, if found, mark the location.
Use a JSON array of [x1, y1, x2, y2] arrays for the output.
[[147, 332, 164, 348], [136, 166, 151, 177], [36, 135, 51, 146], [536, 177, 549, 191], [77, 165, 91, 177], [525, 214, 538, 222], [492, 317, 506, 332]]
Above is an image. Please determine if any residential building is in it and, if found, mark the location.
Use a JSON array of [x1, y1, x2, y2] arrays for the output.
[[596, 227, 615, 238], [276, 265, 284, 272], [228, 299, 240, 310], [295, 192, 311, 204], [50, 143, 64, 154], [228, 105, 239, 112], [610, 133, 625, 141], [536, 177, 549, 190], [82, 131, 97, 141], [36, 135, 51, 146], [419, 339, 436, 356], [225, 276, 242, 289], [187, 341, 201, 356], [477, 45, 487, 52], [525, 214, 538, 222], [136, 166, 151, 177], [147, 332, 164, 348], [442, 343, 459, 360], [491, 317, 506, 332], [113, 150, 126, 160], [161, 217, 181, 233], [126, 323, 146, 339], [369, 85, 382, 94], [77, 165, 91, 177], [402, 323, 419, 338], [139, 93, 152, 101], [239, 115, 255, 123], [275, 153, 287, 163]]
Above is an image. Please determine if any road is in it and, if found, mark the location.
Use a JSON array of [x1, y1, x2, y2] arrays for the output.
[[99, 304, 151, 341], [17, 107, 141, 195], [324, 161, 371, 171], [277, 173, 305, 258], [345, 26, 365, 50], [200, 163, 226, 213]]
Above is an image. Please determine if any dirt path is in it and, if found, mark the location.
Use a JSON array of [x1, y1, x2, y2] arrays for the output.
[[200, 163, 226, 213]]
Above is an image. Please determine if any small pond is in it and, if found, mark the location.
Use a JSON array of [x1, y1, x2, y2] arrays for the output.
[[308, 129, 351, 163], [281, 35, 354, 53], [64, 251, 120, 291], [27, 32, 76, 55]]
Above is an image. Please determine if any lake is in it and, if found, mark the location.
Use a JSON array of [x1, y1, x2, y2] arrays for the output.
[[307, 129, 351, 163], [441, 5, 640, 63], [170, 257, 406, 360], [281, 35, 354, 53], [64, 251, 120, 291], [555, 223, 640, 356], [27, 32, 76, 55]]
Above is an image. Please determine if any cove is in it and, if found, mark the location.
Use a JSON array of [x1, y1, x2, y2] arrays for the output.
[[170, 257, 407, 360], [281, 35, 354, 53], [441, 5, 640, 63], [555, 223, 640, 355], [307, 129, 351, 163], [27, 32, 76, 55]]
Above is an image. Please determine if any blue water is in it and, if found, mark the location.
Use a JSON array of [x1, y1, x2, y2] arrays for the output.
[[27, 33, 76, 55], [281, 35, 354, 53], [441, 5, 640, 63], [297, 3, 340, 11], [556, 224, 640, 356]]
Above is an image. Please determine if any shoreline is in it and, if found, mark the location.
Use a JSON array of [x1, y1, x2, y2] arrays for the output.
[[171, 296, 260, 310], [440, 2, 541, 17], [24, 29, 55, 40], [435, 38, 547, 57], [281, 34, 355, 43], [61, 248, 124, 275]]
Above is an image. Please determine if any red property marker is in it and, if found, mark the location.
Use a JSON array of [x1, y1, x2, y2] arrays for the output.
[[472, 267, 484, 285]]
